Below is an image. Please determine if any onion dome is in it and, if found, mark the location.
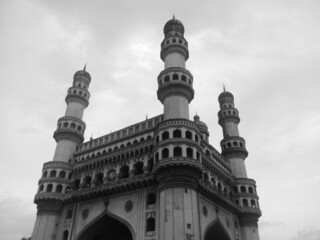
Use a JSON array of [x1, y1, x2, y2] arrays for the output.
[[218, 91, 234, 102], [194, 115, 209, 134], [73, 64, 91, 83], [164, 15, 185, 36]]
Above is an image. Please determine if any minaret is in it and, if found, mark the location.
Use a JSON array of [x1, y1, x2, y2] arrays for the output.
[[154, 17, 203, 240], [52, 66, 91, 162], [218, 89, 262, 240], [31, 67, 91, 240], [157, 16, 194, 120], [218, 89, 248, 177]]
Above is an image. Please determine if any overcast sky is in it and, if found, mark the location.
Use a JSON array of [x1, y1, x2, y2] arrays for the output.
[[1, 0, 320, 239]]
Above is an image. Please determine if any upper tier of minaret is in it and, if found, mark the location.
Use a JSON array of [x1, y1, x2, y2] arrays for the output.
[[158, 16, 193, 120]]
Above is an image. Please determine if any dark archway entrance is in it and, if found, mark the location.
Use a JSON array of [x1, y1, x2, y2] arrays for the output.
[[78, 214, 133, 240], [204, 220, 231, 240]]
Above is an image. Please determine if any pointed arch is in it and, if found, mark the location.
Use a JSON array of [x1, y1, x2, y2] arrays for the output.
[[76, 211, 135, 240], [204, 218, 231, 240]]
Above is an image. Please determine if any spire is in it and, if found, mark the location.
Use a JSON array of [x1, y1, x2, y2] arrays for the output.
[[173, 14, 175, 20], [83, 63, 87, 71], [223, 84, 226, 92]]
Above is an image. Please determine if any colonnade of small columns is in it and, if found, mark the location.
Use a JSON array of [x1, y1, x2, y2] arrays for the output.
[[72, 157, 154, 190], [155, 128, 200, 143], [154, 144, 201, 162]]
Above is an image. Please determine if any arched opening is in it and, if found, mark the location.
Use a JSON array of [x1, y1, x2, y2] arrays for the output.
[[162, 148, 169, 158], [187, 147, 193, 158], [185, 130, 192, 140], [164, 75, 170, 82], [147, 193, 156, 205], [38, 185, 44, 193], [173, 129, 182, 138], [172, 74, 179, 80], [42, 171, 47, 178], [56, 184, 63, 193], [251, 199, 256, 207], [203, 173, 209, 182], [243, 199, 249, 207], [63, 230, 69, 240], [95, 172, 104, 186], [77, 214, 133, 240], [240, 186, 246, 193], [70, 122, 76, 129], [181, 75, 187, 81], [204, 220, 231, 240], [146, 217, 155, 232], [59, 171, 66, 178], [107, 169, 116, 181], [196, 151, 200, 161], [147, 158, 154, 172], [73, 179, 80, 190], [162, 131, 169, 140], [119, 165, 129, 179], [173, 146, 182, 157], [50, 170, 57, 177], [46, 184, 53, 192], [134, 161, 144, 175], [248, 187, 254, 193], [84, 176, 92, 188]]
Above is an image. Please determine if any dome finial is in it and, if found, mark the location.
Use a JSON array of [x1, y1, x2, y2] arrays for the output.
[[173, 14, 175, 20], [223, 84, 226, 92], [83, 63, 87, 71]]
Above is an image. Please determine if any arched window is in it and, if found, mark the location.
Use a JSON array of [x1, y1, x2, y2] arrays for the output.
[[240, 186, 246, 193], [46, 184, 53, 192], [147, 193, 156, 205], [70, 123, 76, 129], [224, 187, 228, 196], [68, 173, 72, 180], [233, 141, 238, 146], [162, 148, 169, 158], [173, 129, 182, 138], [140, 137, 145, 142], [156, 136, 159, 143], [251, 199, 256, 207], [59, 171, 66, 178], [96, 172, 104, 186], [173, 146, 182, 157], [63, 122, 68, 128], [50, 170, 57, 177], [240, 142, 243, 148], [120, 144, 125, 148], [77, 125, 82, 131], [172, 73, 179, 80], [227, 142, 231, 147], [126, 142, 131, 147], [133, 140, 138, 144], [235, 200, 239, 205], [206, 150, 210, 157], [203, 173, 209, 182], [186, 147, 193, 158], [185, 131, 192, 140], [196, 151, 200, 161], [195, 135, 199, 142], [147, 158, 154, 172], [211, 178, 216, 186], [181, 75, 186, 81], [155, 152, 159, 162], [134, 161, 144, 175], [243, 199, 249, 207], [164, 75, 170, 82], [248, 187, 254, 194], [147, 135, 152, 140], [172, 38, 176, 43], [42, 171, 47, 178], [217, 183, 222, 192], [146, 217, 155, 232], [56, 184, 63, 193], [233, 186, 238, 193], [107, 169, 116, 181], [38, 185, 44, 193], [84, 176, 92, 188], [63, 230, 69, 240], [65, 186, 70, 193], [162, 131, 169, 140], [119, 165, 129, 179], [73, 179, 80, 190]]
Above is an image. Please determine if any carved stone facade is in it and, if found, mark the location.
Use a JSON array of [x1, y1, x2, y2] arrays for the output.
[[31, 17, 262, 240]]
